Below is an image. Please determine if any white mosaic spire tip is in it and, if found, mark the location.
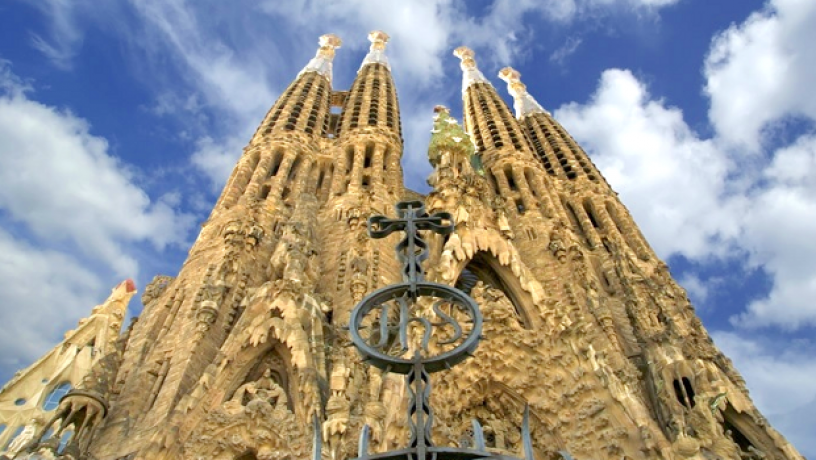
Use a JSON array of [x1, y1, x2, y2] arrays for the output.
[[360, 30, 391, 71], [300, 33, 342, 83], [498, 66, 549, 118], [453, 46, 491, 93]]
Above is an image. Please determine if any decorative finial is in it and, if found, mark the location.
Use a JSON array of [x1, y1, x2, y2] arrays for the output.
[[360, 30, 391, 70], [300, 33, 342, 83], [453, 46, 490, 92], [498, 66, 549, 118]]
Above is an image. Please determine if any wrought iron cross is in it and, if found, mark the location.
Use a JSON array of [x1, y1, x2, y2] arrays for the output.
[[368, 201, 453, 297]]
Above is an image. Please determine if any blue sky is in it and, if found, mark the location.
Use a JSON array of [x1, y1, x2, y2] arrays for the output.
[[1, 0, 815, 456]]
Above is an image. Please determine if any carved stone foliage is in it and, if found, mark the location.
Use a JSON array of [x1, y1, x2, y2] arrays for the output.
[[184, 391, 307, 460], [141, 275, 175, 306]]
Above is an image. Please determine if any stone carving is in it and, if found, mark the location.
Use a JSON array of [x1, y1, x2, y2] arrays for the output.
[[141, 275, 174, 306], [228, 369, 289, 414]]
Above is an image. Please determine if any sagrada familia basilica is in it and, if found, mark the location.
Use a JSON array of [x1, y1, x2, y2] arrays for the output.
[[0, 31, 805, 460]]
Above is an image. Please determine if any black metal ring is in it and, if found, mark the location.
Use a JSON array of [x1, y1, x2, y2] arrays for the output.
[[349, 281, 482, 374]]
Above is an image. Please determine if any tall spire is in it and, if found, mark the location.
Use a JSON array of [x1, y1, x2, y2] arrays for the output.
[[453, 46, 490, 92], [300, 33, 342, 83], [498, 67, 549, 118], [360, 30, 391, 70]]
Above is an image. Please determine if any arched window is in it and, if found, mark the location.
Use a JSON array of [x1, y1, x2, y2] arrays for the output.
[[43, 382, 72, 411], [456, 252, 533, 329], [14, 398, 25, 406]]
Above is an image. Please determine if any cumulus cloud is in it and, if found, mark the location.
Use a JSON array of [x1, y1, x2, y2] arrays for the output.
[[705, 0, 816, 150], [0, 63, 194, 276], [0, 229, 102, 379], [555, 69, 744, 260], [734, 134, 816, 329]]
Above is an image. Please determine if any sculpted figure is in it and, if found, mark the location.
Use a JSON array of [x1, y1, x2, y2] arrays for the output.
[[231, 369, 288, 412]]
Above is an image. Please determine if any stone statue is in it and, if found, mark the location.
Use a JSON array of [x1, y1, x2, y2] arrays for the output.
[[231, 369, 288, 412]]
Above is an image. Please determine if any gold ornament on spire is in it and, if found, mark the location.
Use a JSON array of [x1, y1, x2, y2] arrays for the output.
[[300, 33, 342, 83], [453, 46, 490, 92], [498, 66, 549, 118], [361, 30, 391, 70]]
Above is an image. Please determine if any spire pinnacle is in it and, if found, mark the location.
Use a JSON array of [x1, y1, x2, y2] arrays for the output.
[[360, 30, 391, 70], [300, 33, 342, 83], [498, 67, 549, 118], [453, 46, 490, 92]]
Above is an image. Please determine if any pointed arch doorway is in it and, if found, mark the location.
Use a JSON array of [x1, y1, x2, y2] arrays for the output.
[[454, 251, 537, 329]]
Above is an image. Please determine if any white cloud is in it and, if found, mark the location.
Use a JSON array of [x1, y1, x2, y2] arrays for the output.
[[705, 0, 816, 150], [734, 134, 816, 329], [0, 63, 194, 276], [555, 69, 744, 260], [677, 272, 711, 304], [550, 37, 583, 65], [0, 228, 102, 375], [713, 331, 816, 456], [22, 0, 84, 70]]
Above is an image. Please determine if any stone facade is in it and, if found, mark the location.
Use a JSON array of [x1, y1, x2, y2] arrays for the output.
[[1, 31, 805, 460]]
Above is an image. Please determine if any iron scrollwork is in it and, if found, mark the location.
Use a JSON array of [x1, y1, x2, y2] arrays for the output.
[[347, 201, 534, 460]]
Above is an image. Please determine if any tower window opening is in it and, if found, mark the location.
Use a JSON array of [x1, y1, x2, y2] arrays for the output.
[[504, 166, 517, 191], [316, 169, 326, 193], [515, 198, 525, 214], [487, 173, 500, 195], [601, 271, 614, 294], [331, 105, 342, 114], [584, 200, 601, 229], [346, 147, 355, 173], [524, 169, 539, 197], [287, 157, 301, 182], [682, 377, 696, 407], [673, 378, 696, 408], [259, 185, 271, 200], [564, 200, 589, 245], [362, 175, 371, 188]]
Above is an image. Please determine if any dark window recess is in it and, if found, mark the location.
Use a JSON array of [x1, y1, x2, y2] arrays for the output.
[[673, 378, 696, 408]]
